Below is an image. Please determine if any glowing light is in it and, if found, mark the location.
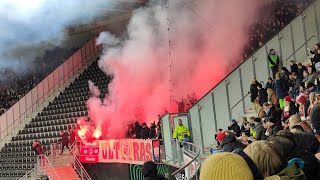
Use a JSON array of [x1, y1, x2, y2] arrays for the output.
[[93, 125, 102, 139]]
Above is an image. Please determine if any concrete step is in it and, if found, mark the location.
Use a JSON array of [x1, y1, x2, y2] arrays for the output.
[[51, 154, 70, 167], [47, 166, 80, 180]]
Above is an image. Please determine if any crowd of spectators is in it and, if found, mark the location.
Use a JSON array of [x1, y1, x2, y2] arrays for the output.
[[244, 0, 315, 58], [126, 121, 162, 140], [203, 45, 320, 179], [0, 47, 79, 116]]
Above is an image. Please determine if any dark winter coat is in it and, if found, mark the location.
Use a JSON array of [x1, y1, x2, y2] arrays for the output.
[[265, 106, 282, 126], [290, 63, 298, 74], [228, 123, 241, 137], [61, 133, 69, 145], [258, 88, 268, 106], [268, 124, 282, 137], [274, 79, 287, 99], [297, 66, 307, 79], [310, 105, 320, 135], [149, 126, 156, 139], [250, 82, 261, 102], [220, 134, 246, 152], [141, 126, 150, 139], [292, 77, 302, 90], [288, 133, 320, 179], [253, 122, 266, 140], [265, 82, 274, 90], [135, 122, 141, 139]]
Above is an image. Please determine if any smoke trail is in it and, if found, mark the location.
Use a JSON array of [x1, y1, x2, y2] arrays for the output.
[[86, 0, 267, 138], [0, 0, 129, 70]]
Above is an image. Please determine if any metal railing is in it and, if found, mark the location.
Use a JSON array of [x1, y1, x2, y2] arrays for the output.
[[169, 141, 201, 180], [0, 37, 102, 141], [49, 141, 92, 180], [285, 35, 317, 65], [19, 167, 35, 180]]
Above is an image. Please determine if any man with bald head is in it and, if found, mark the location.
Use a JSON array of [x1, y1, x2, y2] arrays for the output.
[[288, 115, 301, 129]]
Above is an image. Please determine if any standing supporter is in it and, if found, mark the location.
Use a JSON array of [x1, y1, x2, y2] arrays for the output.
[[297, 63, 307, 79], [268, 49, 280, 79], [257, 84, 268, 107], [59, 131, 69, 155], [289, 72, 302, 99], [252, 117, 266, 140], [228, 119, 241, 137], [156, 121, 162, 139], [274, 72, 287, 109], [307, 92, 319, 115], [289, 60, 298, 74], [250, 78, 261, 113], [265, 77, 274, 90], [69, 127, 76, 146], [219, 133, 246, 152], [134, 121, 141, 139], [173, 119, 191, 146], [140, 123, 150, 139], [243, 141, 286, 178], [281, 67, 290, 84], [126, 122, 135, 139], [149, 122, 157, 139], [32, 140, 45, 155]]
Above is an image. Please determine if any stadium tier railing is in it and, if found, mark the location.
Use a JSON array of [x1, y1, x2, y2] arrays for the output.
[[0, 37, 102, 141]]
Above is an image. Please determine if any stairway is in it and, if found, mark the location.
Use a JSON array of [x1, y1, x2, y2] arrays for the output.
[[47, 151, 80, 180]]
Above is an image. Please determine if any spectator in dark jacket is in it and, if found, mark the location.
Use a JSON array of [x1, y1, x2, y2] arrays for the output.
[[140, 123, 150, 139], [297, 63, 307, 79], [274, 72, 287, 109], [289, 72, 302, 99], [142, 161, 165, 180], [250, 78, 261, 102], [59, 131, 69, 155], [257, 84, 268, 106], [228, 119, 241, 137], [253, 117, 266, 140], [220, 134, 246, 152], [149, 123, 156, 139], [263, 103, 281, 126], [265, 77, 274, 90], [289, 60, 298, 74], [310, 105, 320, 135], [265, 117, 282, 137], [135, 121, 141, 139], [270, 130, 320, 179]]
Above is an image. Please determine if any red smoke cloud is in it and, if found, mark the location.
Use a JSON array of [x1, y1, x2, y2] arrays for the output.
[[79, 0, 266, 139]]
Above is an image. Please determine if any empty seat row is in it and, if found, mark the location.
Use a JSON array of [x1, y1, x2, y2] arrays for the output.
[[26, 119, 76, 129], [53, 97, 88, 104], [45, 101, 85, 111], [2, 144, 50, 153], [40, 107, 87, 116], [0, 151, 35, 158], [0, 163, 35, 171], [0, 170, 31, 178], [5, 138, 58, 148], [13, 131, 63, 141], [0, 157, 36, 164]]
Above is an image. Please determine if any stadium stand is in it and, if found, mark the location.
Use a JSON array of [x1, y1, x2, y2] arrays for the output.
[[0, 59, 110, 179]]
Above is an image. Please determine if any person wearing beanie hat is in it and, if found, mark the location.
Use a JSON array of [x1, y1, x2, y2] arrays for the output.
[[296, 94, 307, 120], [252, 117, 266, 140], [310, 105, 320, 135], [282, 96, 298, 123], [200, 152, 254, 180]]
